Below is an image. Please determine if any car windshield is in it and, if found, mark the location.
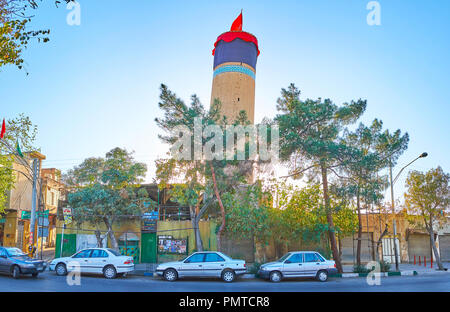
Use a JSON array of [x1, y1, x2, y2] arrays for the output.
[[107, 249, 121, 257], [6, 248, 27, 257], [278, 253, 291, 262]]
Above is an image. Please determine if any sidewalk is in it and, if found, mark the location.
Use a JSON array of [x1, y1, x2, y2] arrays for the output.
[[342, 262, 449, 274], [130, 262, 450, 278], [36, 247, 55, 262]]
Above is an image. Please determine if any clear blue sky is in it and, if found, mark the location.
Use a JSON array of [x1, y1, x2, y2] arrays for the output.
[[1, 0, 449, 203]]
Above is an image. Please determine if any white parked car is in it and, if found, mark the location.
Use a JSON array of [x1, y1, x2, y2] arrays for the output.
[[156, 251, 247, 282], [258, 251, 337, 282], [49, 248, 134, 279]]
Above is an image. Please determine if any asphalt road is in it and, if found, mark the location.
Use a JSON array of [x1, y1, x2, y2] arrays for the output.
[[0, 271, 449, 292]]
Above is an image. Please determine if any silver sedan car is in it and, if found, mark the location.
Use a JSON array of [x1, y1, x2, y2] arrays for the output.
[[156, 251, 246, 282], [258, 251, 337, 282]]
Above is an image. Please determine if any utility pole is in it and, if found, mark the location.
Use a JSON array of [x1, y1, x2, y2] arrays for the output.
[[389, 152, 428, 272], [389, 163, 400, 271], [28, 157, 40, 256]]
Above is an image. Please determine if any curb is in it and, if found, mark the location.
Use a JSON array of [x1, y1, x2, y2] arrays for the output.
[[330, 271, 418, 278], [129, 272, 258, 279]]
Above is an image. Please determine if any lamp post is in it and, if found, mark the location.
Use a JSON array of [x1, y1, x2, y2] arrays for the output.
[[389, 152, 428, 271]]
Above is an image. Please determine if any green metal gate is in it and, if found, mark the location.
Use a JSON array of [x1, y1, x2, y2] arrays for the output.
[[55, 233, 77, 258], [141, 233, 157, 263]]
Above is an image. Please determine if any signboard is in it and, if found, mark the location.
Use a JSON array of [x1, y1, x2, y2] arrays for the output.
[[38, 227, 49, 238], [21, 211, 31, 220], [38, 216, 49, 227], [63, 207, 73, 225], [143, 211, 159, 220], [158, 235, 188, 255], [141, 211, 158, 233], [21, 210, 49, 220]]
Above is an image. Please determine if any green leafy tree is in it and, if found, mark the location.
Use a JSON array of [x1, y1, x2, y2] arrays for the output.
[[155, 84, 254, 251], [63, 147, 151, 249], [405, 167, 449, 270], [274, 83, 366, 272], [341, 119, 408, 265], [0, 0, 73, 72], [223, 182, 272, 245], [0, 114, 38, 214]]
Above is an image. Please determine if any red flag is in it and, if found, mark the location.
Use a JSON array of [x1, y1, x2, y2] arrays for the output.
[[230, 12, 243, 32], [0, 119, 5, 139]]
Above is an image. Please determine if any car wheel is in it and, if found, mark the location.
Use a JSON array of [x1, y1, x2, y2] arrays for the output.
[[221, 269, 236, 283], [11, 266, 20, 279], [55, 263, 67, 276], [32, 272, 39, 278], [103, 265, 117, 279], [163, 269, 178, 282], [269, 271, 282, 283], [316, 270, 328, 282]]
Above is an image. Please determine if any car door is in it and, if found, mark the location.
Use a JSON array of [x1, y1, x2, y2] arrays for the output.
[[180, 253, 205, 277], [0, 248, 7, 273], [89, 249, 109, 274], [70, 249, 93, 273], [203, 253, 226, 277], [303, 253, 322, 276], [282, 253, 304, 277]]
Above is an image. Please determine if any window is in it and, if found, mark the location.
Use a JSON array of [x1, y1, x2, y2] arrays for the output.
[[278, 253, 291, 262], [6, 248, 26, 257], [315, 253, 325, 262], [73, 249, 93, 258], [286, 253, 303, 263], [205, 253, 225, 262], [0, 248, 7, 257], [185, 253, 205, 263], [304, 253, 320, 263], [107, 249, 121, 257], [91, 249, 108, 258]]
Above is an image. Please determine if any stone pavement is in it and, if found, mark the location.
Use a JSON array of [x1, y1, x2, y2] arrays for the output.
[[342, 262, 450, 274]]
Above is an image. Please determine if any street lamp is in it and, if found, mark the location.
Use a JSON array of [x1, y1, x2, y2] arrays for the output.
[[389, 152, 428, 271]]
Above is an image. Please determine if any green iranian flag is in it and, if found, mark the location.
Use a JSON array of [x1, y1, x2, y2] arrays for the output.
[[16, 140, 24, 157]]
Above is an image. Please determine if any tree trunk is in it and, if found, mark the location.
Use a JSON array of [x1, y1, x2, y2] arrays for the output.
[[338, 235, 343, 261], [103, 217, 119, 250], [356, 187, 362, 266], [427, 218, 444, 270], [190, 205, 204, 251], [321, 164, 343, 273], [210, 163, 226, 252], [94, 229, 103, 248]]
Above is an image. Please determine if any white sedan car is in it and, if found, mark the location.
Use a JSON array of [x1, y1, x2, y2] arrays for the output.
[[156, 251, 247, 282], [49, 248, 134, 279]]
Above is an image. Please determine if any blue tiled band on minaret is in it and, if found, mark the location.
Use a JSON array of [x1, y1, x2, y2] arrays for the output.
[[214, 38, 258, 69], [213, 65, 256, 80]]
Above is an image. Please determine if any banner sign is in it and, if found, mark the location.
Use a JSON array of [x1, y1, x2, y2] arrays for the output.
[[157, 235, 188, 255]]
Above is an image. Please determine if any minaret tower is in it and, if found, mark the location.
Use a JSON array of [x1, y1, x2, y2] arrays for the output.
[[211, 12, 260, 124]]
